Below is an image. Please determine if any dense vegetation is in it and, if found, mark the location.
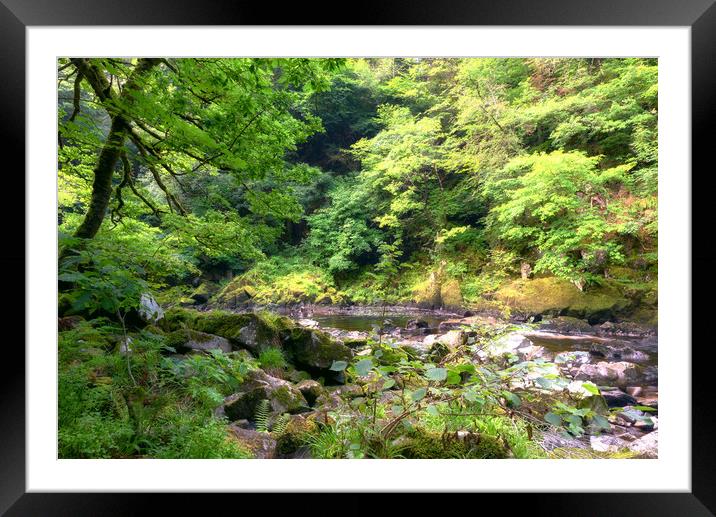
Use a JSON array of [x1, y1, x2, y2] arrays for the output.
[[58, 58, 658, 459]]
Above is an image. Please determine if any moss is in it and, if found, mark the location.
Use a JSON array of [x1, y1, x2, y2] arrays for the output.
[[189, 281, 219, 304], [160, 307, 201, 332], [440, 279, 464, 309], [401, 429, 509, 459], [283, 328, 353, 370], [494, 277, 629, 322], [275, 415, 318, 455], [412, 272, 442, 308]]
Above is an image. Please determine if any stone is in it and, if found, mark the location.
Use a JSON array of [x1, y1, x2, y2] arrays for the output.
[[283, 327, 353, 373], [295, 379, 324, 406], [405, 319, 430, 330], [58, 315, 84, 331], [480, 332, 533, 359], [554, 350, 592, 366], [575, 361, 640, 386], [601, 389, 638, 408], [275, 414, 318, 456], [221, 370, 308, 422], [138, 293, 164, 323], [628, 430, 658, 458], [590, 434, 630, 453], [165, 329, 231, 354], [540, 316, 594, 334], [228, 425, 277, 459]]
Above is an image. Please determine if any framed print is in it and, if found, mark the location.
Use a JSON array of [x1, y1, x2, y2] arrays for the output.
[[2, 0, 715, 513]]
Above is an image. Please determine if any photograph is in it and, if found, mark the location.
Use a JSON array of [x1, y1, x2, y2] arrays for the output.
[[56, 56, 660, 460]]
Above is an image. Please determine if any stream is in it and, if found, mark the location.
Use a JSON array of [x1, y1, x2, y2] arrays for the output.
[[285, 307, 658, 398]]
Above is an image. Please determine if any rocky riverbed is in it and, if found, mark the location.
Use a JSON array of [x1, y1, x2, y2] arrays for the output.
[[289, 307, 659, 456], [155, 302, 658, 458]]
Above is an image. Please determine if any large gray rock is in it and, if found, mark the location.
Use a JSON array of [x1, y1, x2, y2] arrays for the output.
[[228, 425, 277, 459], [575, 361, 640, 385], [628, 430, 658, 458], [221, 370, 308, 422], [601, 389, 638, 408], [139, 293, 164, 323], [165, 329, 231, 354], [282, 327, 353, 372]]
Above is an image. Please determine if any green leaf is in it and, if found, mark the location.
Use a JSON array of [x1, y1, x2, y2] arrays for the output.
[[382, 379, 396, 390], [581, 382, 600, 395], [425, 367, 447, 382], [535, 377, 553, 389], [329, 360, 348, 372], [411, 387, 427, 401], [354, 359, 373, 377], [502, 391, 521, 408], [544, 412, 562, 426], [446, 371, 462, 385], [426, 404, 440, 417], [591, 414, 611, 430]]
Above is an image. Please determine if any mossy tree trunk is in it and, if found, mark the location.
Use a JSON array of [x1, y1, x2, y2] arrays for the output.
[[69, 58, 160, 240], [73, 116, 127, 239]]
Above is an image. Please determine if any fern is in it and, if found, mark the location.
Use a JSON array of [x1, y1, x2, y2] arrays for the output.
[[255, 399, 270, 433], [271, 413, 291, 436]]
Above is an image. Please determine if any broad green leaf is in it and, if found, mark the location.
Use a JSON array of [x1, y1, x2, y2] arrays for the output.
[[545, 412, 562, 426], [425, 367, 447, 382], [502, 390, 521, 408], [329, 360, 348, 371], [354, 359, 373, 377], [411, 387, 427, 401]]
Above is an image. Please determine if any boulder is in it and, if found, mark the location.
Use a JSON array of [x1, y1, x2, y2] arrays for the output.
[[405, 319, 430, 330], [295, 379, 325, 406], [165, 329, 231, 354], [274, 414, 318, 456], [189, 281, 219, 305], [221, 370, 308, 422], [298, 318, 319, 328], [479, 332, 534, 359], [161, 309, 292, 352], [590, 434, 630, 453], [628, 430, 658, 458], [424, 330, 466, 351], [540, 316, 594, 334], [575, 361, 640, 386], [601, 389, 638, 408], [138, 293, 164, 323], [554, 350, 592, 366], [282, 327, 353, 373], [228, 425, 277, 459], [58, 315, 84, 331]]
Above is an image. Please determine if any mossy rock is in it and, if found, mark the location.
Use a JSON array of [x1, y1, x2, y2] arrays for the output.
[[274, 414, 318, 456], [495, 277, 630, 323], [540, 316, 594, 334], [412, 273, 442, 308], [400, 429, 509, 459], [440, 279, 464, 309], [227, 424, 277, 459], [222, 369, 308, 421], [282, 327, 353, 373], [164, 328, 231, 354], [295, 379, 325, 406], [161, 308, 293, 353], [189, 281, 219, 304]]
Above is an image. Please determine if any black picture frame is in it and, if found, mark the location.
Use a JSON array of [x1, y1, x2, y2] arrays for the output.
[[2, 0, 713, 514]]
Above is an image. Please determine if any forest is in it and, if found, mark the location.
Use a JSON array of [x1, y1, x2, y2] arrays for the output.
[[57, 57, 658, 459]]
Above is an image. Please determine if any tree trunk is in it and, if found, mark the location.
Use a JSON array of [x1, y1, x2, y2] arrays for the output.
[[73, 117, 127, 239], [70, 58, 160, 240]]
